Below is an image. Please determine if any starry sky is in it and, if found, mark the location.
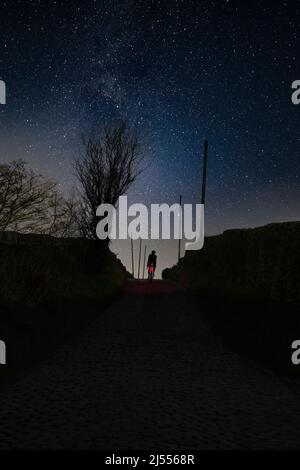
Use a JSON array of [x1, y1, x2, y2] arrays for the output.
[[0, 0, 299, 276]]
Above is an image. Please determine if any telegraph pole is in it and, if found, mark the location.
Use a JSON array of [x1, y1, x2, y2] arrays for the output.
[[142, 244, 147, 279], [131, 238, 135, 278], [138, 238, 142, 279], [201, 140, 208, 205], [178, 195, 182, 263]]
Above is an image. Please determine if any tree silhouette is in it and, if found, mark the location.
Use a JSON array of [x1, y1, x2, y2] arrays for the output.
[[0, 160, 79, 236], [75, 121, 143, 240]]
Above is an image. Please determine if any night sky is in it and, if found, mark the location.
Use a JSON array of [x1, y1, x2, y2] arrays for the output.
[[0, 0, 299, 276]]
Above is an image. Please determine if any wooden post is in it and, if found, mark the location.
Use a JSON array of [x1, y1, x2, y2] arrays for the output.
[[142, 244, 147, 279], [138, 238, 142, 279], [131, 238, 134, 278], [178, 195, 182, 263], [201, 140, 208, 205]]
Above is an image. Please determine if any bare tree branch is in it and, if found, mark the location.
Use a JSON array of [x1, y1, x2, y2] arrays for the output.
[[0, 160, 80, 237], [75, 121, 144, 240]]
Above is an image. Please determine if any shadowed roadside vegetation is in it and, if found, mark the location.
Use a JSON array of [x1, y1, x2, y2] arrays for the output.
[[0, 122, 143, 380], [0, 231, 129, 375], [163, 222, 300, 375]]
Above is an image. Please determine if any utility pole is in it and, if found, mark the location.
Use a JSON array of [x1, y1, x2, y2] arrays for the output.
[[201, 140, 208, 205], [142, 244, 147, 279], [138, 238, 142, 279], [131, 237, 135, 278], [178, 194, 182, 263]]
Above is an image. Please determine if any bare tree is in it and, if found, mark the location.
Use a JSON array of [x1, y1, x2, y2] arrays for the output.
[[0, 160, 80, 237], [47, 189, 80, 237], [75, 121, 143, 239], [0, 160, 55, 232]]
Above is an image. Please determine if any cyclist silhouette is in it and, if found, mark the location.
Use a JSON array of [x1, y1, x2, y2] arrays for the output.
[[147, 250, 157, 280]]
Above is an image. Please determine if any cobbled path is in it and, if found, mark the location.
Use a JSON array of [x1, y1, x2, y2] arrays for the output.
[[0, 281, 300, 449]]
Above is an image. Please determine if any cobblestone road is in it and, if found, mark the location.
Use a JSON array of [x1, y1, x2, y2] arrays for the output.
[[0, 281, 300, 449]]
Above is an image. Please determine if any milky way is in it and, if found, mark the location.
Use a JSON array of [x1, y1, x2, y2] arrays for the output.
[[0, 0, 299, 275]]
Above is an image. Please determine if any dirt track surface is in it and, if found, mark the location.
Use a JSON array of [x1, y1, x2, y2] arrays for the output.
[[0, 280, 300, 449]]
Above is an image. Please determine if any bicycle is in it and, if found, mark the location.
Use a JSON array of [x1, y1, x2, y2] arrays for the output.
[[147, 264, 155, 282]]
